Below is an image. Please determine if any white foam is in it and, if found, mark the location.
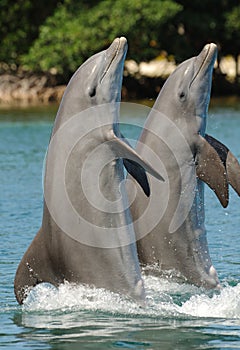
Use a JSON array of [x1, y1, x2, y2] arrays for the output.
[[181, 283, 240, 318], [23, 282, 142, 315], [22, 276, 240, 320]]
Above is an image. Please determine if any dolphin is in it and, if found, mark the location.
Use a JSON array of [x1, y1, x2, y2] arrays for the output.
[[14, 37, 164, 304], [128, 43, 240, 289]]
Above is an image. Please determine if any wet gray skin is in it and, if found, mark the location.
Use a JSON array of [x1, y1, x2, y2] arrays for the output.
[[14, 37, 164, 304], [128, 43, 230, 289]]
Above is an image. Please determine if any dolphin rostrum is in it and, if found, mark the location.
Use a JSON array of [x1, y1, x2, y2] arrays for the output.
[[14, 37, 164, 304], [128, 43, 240, 289]]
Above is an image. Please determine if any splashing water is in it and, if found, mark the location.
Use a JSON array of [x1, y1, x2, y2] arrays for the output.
[[22, 276, 240, 320], [181, 284, 240, 318]]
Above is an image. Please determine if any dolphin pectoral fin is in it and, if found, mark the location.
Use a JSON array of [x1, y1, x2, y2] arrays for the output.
[[123, 159, 150, 196], [205, 134, 240, 196], [14, 228, 59, 304], [109, 132, 164, 181], [226, 151, 240, 196], [196, 135, 229, 207], [119, 133, 150, 196]]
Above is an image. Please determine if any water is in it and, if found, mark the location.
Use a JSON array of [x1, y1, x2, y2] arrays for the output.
[[1, 101, 240, 349]]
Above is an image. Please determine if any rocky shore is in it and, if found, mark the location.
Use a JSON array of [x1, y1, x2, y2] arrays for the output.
[[0, 71, 66, 106], [0, 57, 178, 106], [0, 56, 239, 106]]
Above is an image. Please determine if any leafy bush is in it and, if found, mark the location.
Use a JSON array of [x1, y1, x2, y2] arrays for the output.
[[0, 0, 61, 66], [21, 0, 182, 78]]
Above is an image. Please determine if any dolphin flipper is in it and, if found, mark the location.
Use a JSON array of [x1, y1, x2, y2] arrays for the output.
[[205, 134, 240, 196], [123, 159, 150, 196], [227, 151, 240, 196], [14, 228, 60, 304], [120, 133, 150, 196], [119, 132, 163, 196], [109, 131, 164, 195], [196, 135, 229, 207]]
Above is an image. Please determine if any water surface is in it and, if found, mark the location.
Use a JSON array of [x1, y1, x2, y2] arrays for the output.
[[1, 100, 240, 349]]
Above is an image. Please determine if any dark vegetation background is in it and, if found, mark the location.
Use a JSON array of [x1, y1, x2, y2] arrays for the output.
[[1, 0, 240, 99]]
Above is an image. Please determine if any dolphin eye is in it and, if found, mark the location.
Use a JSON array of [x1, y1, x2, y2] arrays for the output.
[[179, 91, 186, 100], [89, 86, 96, 98]]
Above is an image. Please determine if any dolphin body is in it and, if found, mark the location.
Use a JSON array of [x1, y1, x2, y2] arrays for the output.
[[128, 43, 240, 289], [14, 37, 164, 304]]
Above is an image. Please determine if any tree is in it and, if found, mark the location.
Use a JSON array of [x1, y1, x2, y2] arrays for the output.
[[21, 0, 182, 80], [0, 0, 63, 67], [160, 0, 240, 65], [224, 5, 240, 82]]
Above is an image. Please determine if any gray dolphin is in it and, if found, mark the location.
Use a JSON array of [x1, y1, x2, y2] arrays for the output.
[[14, 37, 164, 304], [128, 43, 240, 289]]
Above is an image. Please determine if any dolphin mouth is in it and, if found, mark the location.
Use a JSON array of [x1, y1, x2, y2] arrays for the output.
[[190, 43, 217, 87], [100, 37, 127, 83]]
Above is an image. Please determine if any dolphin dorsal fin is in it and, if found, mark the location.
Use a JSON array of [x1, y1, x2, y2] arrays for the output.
[[205, 134, 240, 197], [196, 135, 229, 207], [108, 131, 164, 196]]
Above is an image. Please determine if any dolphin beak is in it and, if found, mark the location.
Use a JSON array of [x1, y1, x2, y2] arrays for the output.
[[191, 43, 218, 87], [106, 37, 128, 58], [101, 37, 128, 82], [191, 43, 218, 134], [199, 43, 218, 66]]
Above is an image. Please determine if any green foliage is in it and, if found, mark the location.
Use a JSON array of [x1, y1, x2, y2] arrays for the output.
[[216, 1, 240, 60], [2, 0, 240, 82], [0, 0, 62, 66], [224, 5, 240, 55], [21, 0, 182, 78], [0, 0, 31, 64], [162, 0, 224, 61], [164, 0, 240, 62], [225, 5, 240, 33]]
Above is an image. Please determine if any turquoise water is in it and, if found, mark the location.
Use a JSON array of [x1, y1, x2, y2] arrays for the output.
[[1, 102, 240, 349]]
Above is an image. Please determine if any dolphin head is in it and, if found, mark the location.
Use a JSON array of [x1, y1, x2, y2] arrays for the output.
[[83, 36, 127, 105], [159, 43, 217, 136], [54, 37, 127, 129]]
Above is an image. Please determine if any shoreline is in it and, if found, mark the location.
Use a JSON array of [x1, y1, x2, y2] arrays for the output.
[[0, 69, 239, 109], [0, 71, 66, 107]]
